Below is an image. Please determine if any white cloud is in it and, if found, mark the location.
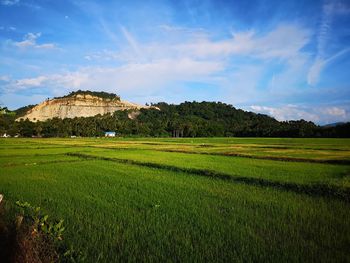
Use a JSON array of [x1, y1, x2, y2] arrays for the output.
[[250, 105, 319, 121], [196, 24, 308, 60], [15, 75, 48, 87], [82, 23, 311, 105], [3, 58, 222, 96], [1, 0, 19, 6], [1, 22, 314, 109], [322, 106, 346, 117], [119, 24, 309, 63], [1, 20, 347, 123], [1, 72, 88, 97], [13, 32, 56, 49], [187, 24, 310, 61], [249, 104, 349, 124], [14, 32, 40, 48]]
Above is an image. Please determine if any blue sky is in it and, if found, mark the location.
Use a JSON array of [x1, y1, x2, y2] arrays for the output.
[[0, 0, 350, 124]]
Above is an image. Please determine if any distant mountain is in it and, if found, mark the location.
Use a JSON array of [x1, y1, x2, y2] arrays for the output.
[[16, 90, 155, 122], [322, 122, 345, 128]]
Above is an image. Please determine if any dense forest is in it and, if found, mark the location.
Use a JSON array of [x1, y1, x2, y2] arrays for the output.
[[0, 102, 349, 138], [56, 90, 121, 101]]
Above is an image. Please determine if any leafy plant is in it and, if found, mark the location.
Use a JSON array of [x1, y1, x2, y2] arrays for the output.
[[16, 200, 65, 241], [15, 201, 87, 262]]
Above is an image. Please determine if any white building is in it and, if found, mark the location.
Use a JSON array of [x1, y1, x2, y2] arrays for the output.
[[105, 131, 116, 137]]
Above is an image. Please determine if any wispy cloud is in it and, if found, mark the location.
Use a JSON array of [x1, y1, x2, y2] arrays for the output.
[[5, 23, 312, 105], [13, 32, 56, 49], [88, 23, 310, 64], [0, 25, 16, 31], [145, 24, 308, 61], [308, 47, 350, 85], [0, 71, 89, 101], [307, 0, 350, 86], [120, 26, 141, 57]]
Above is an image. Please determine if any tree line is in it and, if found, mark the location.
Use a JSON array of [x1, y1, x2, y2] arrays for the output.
[[0, 102, 349, 138], [56, 90, 120, 101]]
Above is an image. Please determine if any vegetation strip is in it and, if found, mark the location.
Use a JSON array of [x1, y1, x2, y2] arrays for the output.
[[47, 144, 350, 165], [254, 145, 350, 151], [0, 153, 65, 158], [157, 149, 350, 165], [0, 146, 71, 150], [67, 152, 350, 202], [1, 159, 84, 168]]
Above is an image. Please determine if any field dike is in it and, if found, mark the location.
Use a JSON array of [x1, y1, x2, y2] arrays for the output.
[[156, 149, 350, 165], [67, 152, 350, 202]]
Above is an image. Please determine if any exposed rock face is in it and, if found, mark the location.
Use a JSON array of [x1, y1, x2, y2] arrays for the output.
[[17, 94, 154, 122]]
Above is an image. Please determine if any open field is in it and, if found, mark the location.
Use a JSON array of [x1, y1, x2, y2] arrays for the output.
[[1, 137, 350, 262]]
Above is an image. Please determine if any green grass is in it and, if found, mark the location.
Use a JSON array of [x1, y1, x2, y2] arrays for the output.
[[76, 149, 350, 187], [29, 137, 350, 162], [0, 137, 350, 262]]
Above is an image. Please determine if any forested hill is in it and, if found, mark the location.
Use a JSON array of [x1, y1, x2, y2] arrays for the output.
[[139, 101, 346, 137], [0, 101, 349, 137]]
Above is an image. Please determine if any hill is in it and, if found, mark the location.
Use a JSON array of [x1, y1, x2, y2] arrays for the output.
[[16, 90, 153, 122]]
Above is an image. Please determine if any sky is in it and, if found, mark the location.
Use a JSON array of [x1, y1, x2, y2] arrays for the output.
[[0, 0, 350, 124]]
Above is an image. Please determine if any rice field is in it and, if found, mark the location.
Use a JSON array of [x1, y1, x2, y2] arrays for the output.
[[0, 137, 350, 262]]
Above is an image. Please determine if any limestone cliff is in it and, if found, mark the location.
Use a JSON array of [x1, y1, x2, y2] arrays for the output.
[[17, 93, 154, 122]]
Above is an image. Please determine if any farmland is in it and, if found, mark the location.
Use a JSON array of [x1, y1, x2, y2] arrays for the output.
[[0, 137, 350, 262]]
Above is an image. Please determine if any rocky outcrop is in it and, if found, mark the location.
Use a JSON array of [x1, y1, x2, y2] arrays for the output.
[[17, 93, 155, 122]]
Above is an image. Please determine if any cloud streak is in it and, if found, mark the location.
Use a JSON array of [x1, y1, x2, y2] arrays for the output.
[[308, 47, 350, 85], [307, 0, 350, 85]]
